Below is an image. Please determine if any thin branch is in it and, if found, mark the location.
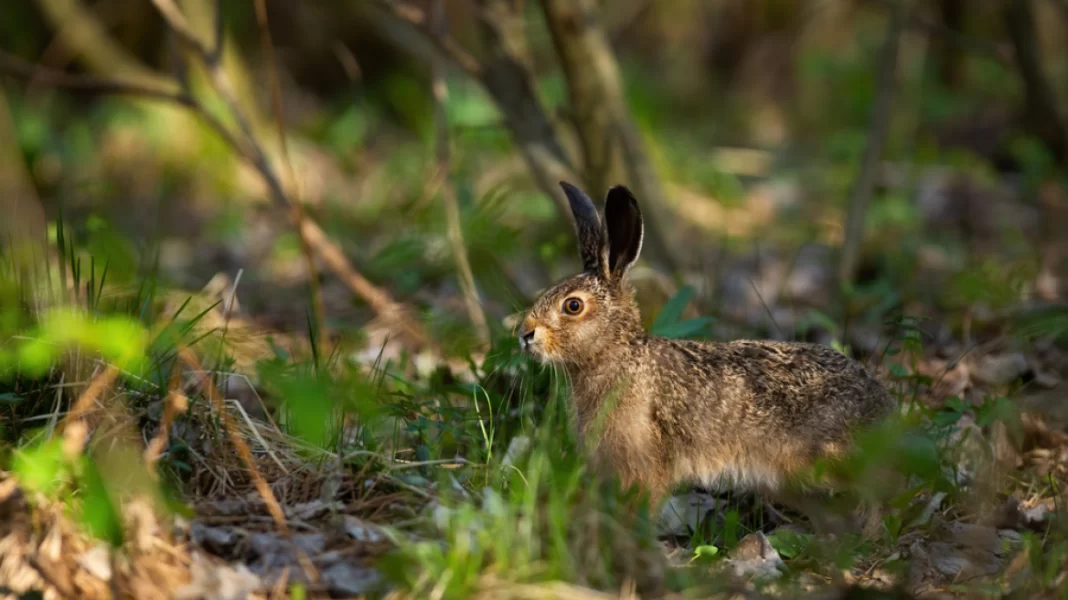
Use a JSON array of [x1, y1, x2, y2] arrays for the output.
[[34, 0, 172, 89], [149, 0, 217, 64], [373, 0, 484, 77], [61, 364, 119, 457], [0, 51, 184, 102], [431, 0, 491, 347], [208, 0, 226, 65], [144, 361, 189, 470], [0, 52, 274, 207], [864, 0, 1011, 66], [2, 12, 430, 351], [145, 1, 429, 349], [366, 0, 582, 224], [251, 0, 328, 348], [0, 52, 252, 184], [837, 1, 905, 287], [175, 348, 300, 556]]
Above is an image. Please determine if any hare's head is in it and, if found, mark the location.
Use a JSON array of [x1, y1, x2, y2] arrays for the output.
[[519, 182, 645, 365]]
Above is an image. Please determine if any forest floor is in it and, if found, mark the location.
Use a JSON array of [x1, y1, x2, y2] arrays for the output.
[[2, 210, 1067, 600]]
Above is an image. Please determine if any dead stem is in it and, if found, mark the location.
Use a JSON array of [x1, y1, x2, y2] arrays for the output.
[[250, 0, 328, 347], [373, 0, 484, 77], [143, 361, 190, 471], [431, 0, 491, 348], [837, 0, 905, 287], [61, 364, 119, 458], [173, 346, 325, 582]]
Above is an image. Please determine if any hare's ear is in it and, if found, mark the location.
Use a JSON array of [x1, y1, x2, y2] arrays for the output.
[[559, 181, 607, 274], [604, 185, 643, 278]]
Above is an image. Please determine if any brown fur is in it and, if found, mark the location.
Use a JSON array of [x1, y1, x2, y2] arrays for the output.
[[520, 182, 896, 514]]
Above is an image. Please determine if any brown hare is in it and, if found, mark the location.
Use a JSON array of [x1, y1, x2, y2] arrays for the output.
[[518, 181, 896, 531]]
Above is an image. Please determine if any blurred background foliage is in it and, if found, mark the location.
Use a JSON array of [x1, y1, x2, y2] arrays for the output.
[[2, 0, 1068, 598]]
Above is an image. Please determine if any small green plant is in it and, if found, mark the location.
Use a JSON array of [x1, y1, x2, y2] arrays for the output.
[[766, 529, 812, 560], [691, 544, 720, 563], [650, 285, 713, 339]]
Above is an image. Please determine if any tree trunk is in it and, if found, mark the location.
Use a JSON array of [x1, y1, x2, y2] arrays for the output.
[[1004, 0, 1068, 165], [836, 2, 905, 288], [539, 0, 680, 273]]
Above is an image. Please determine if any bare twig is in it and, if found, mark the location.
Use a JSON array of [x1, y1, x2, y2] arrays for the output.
[[153, 0, 426, 348], [225, 398, 290, 475], [208, 0, 225, 65], [26, 557, 78, 599], [34, 0, 171, 88], [176, 348, 290, 536], [296, 220, 427, 346], [250, 0, 328, 347], [865, 0, 1011, 66], [149, 0, 216, 62], [431, 0, 491, 347], [836, 1, 905, 287], [0, 51, 183, 100], [373, 0, 483, 77], [2, 4, 430, 350], [378, 0, 679, 272], [1004, 0, 1068, 164], [365, 0, 582, 234], [143, 362, 189, 471], [61, 364, 119, 457]]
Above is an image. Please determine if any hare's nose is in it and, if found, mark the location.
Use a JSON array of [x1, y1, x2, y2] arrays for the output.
[[519, 328, 535, 350]]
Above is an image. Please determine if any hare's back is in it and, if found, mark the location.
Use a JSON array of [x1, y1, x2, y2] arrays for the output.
[[715, 339, 893, 424], [647, 338, 894, 490]]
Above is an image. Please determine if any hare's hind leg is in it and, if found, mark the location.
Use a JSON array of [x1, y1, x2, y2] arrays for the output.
[[856, 498, 887, 540]]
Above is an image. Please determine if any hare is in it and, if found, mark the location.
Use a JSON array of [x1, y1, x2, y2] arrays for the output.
[[518, 181, 896, 530]]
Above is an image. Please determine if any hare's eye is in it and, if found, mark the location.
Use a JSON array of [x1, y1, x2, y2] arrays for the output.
[[562, 297, 584, 315]]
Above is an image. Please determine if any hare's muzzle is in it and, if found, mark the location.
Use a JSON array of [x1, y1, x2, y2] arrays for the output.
[[518, 326, 536, 351]]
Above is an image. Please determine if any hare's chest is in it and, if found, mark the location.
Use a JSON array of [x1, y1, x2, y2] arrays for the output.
[[584, 411, 663, 486]]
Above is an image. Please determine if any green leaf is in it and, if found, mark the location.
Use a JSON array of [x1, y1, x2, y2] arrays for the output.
[[932, 410, 963, 428], [722, 508, 740, 549], [17, 339, 56, 377], [887, 362, 909, 378], [691, 544, 720, 562], [976, 396, 1016, 428], [767, 529, 811, 559], [652, 317, 713, 339], [77, 459, 124, 547], [13, 439, 68, 497], [279, 375, 335, 448], [652, 285, 696, 332], [798, 309, 839, 336], [883, 512, 903, 541], [944, 396, 966, 412]]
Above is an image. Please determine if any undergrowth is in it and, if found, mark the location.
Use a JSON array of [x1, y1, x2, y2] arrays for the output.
[[1, 211, 1066, 600]]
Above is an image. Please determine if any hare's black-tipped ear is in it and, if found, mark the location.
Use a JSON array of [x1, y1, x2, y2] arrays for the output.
[[559, 181, 606, 273], [604, 185, 643, 278]]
